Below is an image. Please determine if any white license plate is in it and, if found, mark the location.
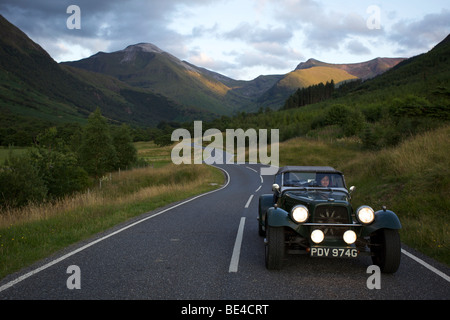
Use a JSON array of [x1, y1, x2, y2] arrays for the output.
[[310, 247, 358, 258]]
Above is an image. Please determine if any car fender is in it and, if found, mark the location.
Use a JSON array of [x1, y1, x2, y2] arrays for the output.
[[258, 194, 274, 229], [361, 209, 402, 236], [266, 207, 298, 230], [259, 195, 273, 216]]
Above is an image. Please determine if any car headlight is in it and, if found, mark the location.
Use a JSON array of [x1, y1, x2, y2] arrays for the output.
[[343, 230, 357, 244], [356, 206, 375, 224], [311, 229, 325, 244], [291, 205, 309, 223]]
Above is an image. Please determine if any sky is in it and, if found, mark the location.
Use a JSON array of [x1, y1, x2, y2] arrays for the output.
[[0, 0, 449, 80]]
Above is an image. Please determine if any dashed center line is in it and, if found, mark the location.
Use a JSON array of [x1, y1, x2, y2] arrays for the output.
[[244, 194, 254, 208], [229, 217, 246, 273]]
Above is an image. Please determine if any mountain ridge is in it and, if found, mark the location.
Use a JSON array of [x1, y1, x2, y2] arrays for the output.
[[65, 42, 406, 112], [0, 14, 211, 133], [63, 43, 241, 115], [0, 13, 411, 143], [295, 57, 406, 79]]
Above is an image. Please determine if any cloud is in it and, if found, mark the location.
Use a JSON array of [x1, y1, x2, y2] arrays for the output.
[[224, 22, 293, 45], [1, 0, 449, 80], [273, 0, 322, 23], [188, 50, 236, 72], [272, 0, 383, 53], [346, 39, 371, 55], [387, 9, 450, 54], [219, 22, 301, 75], [0, 0, 214, 61]]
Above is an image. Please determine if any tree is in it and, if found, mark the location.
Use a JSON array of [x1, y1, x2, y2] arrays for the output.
[[79, 108, 118, 178], [342, 109, 365, 137], [31, 127, 90, 198], [29, 147, 89, 199], [282, 81, 335, 110], [0, 153, 47, 208], [154, 133, 173, 147], [112, 124, 137, 169], [325, 104, 350, 127]]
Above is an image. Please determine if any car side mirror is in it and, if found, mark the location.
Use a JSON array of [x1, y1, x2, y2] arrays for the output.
[[349, 186, 356, 194], [272, 184, 280, 193]]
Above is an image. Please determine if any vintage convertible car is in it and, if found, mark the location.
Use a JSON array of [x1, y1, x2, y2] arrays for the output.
[[258, 166, 401, 273]]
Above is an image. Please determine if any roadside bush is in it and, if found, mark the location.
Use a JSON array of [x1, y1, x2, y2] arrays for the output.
[[29, 147, 90, 199], [0, 109, 141, 209], [0, 154, 47, 208], [325, 104, 365, 137]]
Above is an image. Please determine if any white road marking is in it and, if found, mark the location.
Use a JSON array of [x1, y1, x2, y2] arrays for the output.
[[0, 166, 231, 294], [246, 165, 263, 193], [229, 217, 246, 273], [401, 249, 450, 283], [245, 195, 254, 208]]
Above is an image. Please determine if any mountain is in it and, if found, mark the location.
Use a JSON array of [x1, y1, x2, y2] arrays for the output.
[[257, 57, 405, 108], [0, 14, 407, 145], [63, 43, 283, 114], [295, 57, 406, 79], [63, 43, 234, 115], [353, 33, 450, 104], [220, 32, 450, 146], [64, 43, 405, 113], [0, 14, 212, 138]]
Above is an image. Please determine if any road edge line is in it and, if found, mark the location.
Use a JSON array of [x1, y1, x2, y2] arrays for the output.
[[0, 165, 231, 293], [401, 248, 450, 283]]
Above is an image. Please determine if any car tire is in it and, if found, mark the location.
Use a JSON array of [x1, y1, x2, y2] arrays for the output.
[[370, 228, 401, 273], [265, 226, 285, 270]]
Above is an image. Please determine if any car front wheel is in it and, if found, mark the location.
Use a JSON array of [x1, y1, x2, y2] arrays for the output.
[[265, 226, 285, 270], [370, 228, 401, 273]]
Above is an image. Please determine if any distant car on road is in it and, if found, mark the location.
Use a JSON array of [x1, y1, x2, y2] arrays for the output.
[[258, 166, 402, 273]]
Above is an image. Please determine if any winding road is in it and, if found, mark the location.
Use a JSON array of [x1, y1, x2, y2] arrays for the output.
[[1, 162, 449, 303]]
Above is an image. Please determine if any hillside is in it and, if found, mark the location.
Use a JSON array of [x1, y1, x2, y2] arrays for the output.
[[0, 14, 410, 146], [65, 46, 404, 112], [63, 44, 237, 115], [0, 15, 212, 146], [257, 57, 405, 108], [295, 57, 406, 79], [356, 34, 450, 101], [63, 43, 287, 114], [211, 32, 449, 144]]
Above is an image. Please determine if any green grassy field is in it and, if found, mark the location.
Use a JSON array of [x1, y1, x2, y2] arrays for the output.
[[0, 147, 28, 163], [0, 144, 224, 280]]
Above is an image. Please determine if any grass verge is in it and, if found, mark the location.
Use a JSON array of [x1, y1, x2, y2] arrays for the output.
[[0, 163, 224, 280], [279, 125, 449, 266]]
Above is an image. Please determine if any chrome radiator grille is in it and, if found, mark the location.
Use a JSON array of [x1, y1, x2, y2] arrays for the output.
[[313, 206, 350, 224], [312, 206, 350, 238]]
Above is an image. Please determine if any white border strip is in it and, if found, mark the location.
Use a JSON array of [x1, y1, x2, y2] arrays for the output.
[[401, 249, 450, 283], [0, 165, 230, 294]]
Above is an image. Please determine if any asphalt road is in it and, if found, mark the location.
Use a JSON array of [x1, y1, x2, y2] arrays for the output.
[[1, 162, 449, 303]]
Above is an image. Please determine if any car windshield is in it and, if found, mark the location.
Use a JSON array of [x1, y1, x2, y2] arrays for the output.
[[282, 172, 345, 188]]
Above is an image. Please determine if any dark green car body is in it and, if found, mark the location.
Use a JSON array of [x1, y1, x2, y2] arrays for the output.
[[258, 166, 402, 273]]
